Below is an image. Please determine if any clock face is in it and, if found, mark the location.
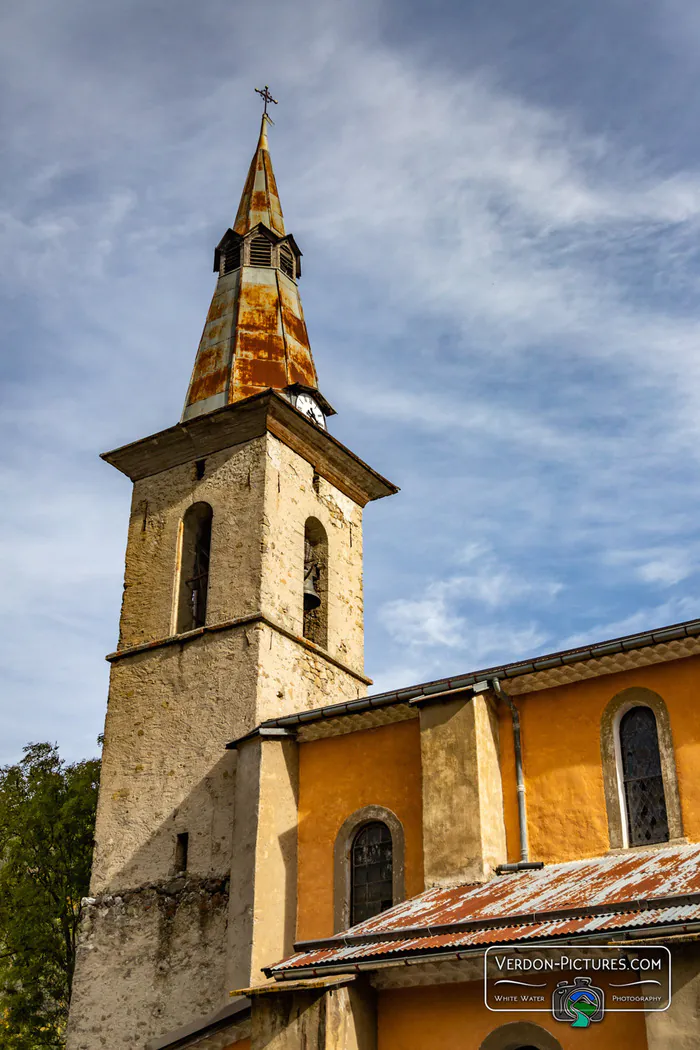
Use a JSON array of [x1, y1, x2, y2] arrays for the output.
[[295, 393, 326, 429]]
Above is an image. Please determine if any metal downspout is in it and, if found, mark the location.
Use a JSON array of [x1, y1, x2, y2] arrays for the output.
[[489, 678, 543, 874]]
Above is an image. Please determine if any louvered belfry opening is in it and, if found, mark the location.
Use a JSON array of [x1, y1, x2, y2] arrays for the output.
[[249, 235, 272, 266], [280, 244, 295, 278], [351, 822, 393, 926], [223, 243, 241, 274], [620, 706, 670, 845]]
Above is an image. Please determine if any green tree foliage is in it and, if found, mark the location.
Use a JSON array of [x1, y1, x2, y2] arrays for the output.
[[0, 743, 100, 1049]]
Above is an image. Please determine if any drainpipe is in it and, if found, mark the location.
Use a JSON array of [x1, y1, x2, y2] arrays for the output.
[[475, 678, 543, 874]]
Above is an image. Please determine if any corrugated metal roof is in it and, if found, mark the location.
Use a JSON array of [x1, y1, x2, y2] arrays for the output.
[[270, 844, 700, 976]]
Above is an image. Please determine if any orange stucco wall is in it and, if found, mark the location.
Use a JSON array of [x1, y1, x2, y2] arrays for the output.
[[378, 981, 648, 1050], [500, 654, 700, 863], [296, 718, 424, 941]]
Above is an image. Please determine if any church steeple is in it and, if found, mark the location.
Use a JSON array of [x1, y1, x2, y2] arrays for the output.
[[232, 115, 285, 238], [69, 91, 396, 1050], [182, 112, 329, 425]]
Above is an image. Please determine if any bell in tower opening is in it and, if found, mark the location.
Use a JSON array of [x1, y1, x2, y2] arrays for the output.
[[303, 517, 328, 646], [304, 539, 322, 613]]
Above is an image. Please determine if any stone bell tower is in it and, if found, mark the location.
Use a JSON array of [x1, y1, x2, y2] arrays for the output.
[[66, 113, 396, 1050]]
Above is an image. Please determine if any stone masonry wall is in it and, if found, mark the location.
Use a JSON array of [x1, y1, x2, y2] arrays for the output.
[[67, 878, 229, 1050], [68, 428, 370, 1050], [118, 437, 267, 649], [261, 434, 365, 678]]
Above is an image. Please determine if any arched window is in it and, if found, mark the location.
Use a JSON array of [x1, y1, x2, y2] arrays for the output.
[[302, 517, 328, 647], [619, 706, 669, 846], [600, 688, 682, 850], [351, 821, 393, 926], [279, 244, 295, 278], [176, 502, 213, 633], [333, 806, 405, 932], [249, 235, 272, 266]]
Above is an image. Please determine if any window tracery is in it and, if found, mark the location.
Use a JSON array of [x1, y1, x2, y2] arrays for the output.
[[350, 821, 393, 926], [619, 706, 669, 846], [600, 687, 683, 850]]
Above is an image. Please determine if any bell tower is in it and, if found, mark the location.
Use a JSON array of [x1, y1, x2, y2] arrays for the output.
[[66, 111, 396, 1050]]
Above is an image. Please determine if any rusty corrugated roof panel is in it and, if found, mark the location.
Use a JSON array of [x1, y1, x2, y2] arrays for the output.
[[273, 904, 700, 973], [269, 844, 700, 976]]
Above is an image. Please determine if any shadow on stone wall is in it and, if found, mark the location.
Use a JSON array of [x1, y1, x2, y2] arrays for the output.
[[68, 743, 296, 1050]]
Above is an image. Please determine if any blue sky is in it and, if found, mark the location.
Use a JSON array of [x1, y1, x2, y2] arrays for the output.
[[3, 0, 700, 762]]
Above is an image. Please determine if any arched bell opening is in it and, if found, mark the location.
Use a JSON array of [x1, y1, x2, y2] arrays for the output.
[[176, 502, 213, 634], [303, 516, 328, 648]]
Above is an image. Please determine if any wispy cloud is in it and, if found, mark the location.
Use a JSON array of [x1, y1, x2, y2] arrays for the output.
[[605, 546, 697, 588], [378, 544, 556, 685], [3, 0, 700, 758]]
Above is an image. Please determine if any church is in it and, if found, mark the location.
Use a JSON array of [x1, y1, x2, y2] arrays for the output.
[[66, 104, 700, 1050]]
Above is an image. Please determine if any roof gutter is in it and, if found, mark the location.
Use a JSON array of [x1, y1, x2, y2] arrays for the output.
[[226, 615, 700, 748], [267, 921, 700, 981]]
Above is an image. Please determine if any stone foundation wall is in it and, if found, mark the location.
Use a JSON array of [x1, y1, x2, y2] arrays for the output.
[[67, 878, 229, 1050]]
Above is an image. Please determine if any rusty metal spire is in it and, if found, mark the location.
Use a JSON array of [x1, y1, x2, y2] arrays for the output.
[[233, 92, 285, 238], [181, 108, 321, 422]]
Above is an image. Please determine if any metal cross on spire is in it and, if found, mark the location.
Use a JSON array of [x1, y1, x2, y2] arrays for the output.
[[255, 85, 278, 122]]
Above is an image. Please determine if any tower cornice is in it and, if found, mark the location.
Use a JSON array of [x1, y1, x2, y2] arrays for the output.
[[102, 389, 398, 506], [104, 610, 373, 684]]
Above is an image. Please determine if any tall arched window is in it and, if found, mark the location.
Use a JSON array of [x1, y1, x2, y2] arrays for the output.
[[351, 821, 393, 926], [619, 706, 669, 846], [334, 806, 405, 932], [601, 688, 682, 849], [302, 517, 328, 647], [176, 502, 213, 633]]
